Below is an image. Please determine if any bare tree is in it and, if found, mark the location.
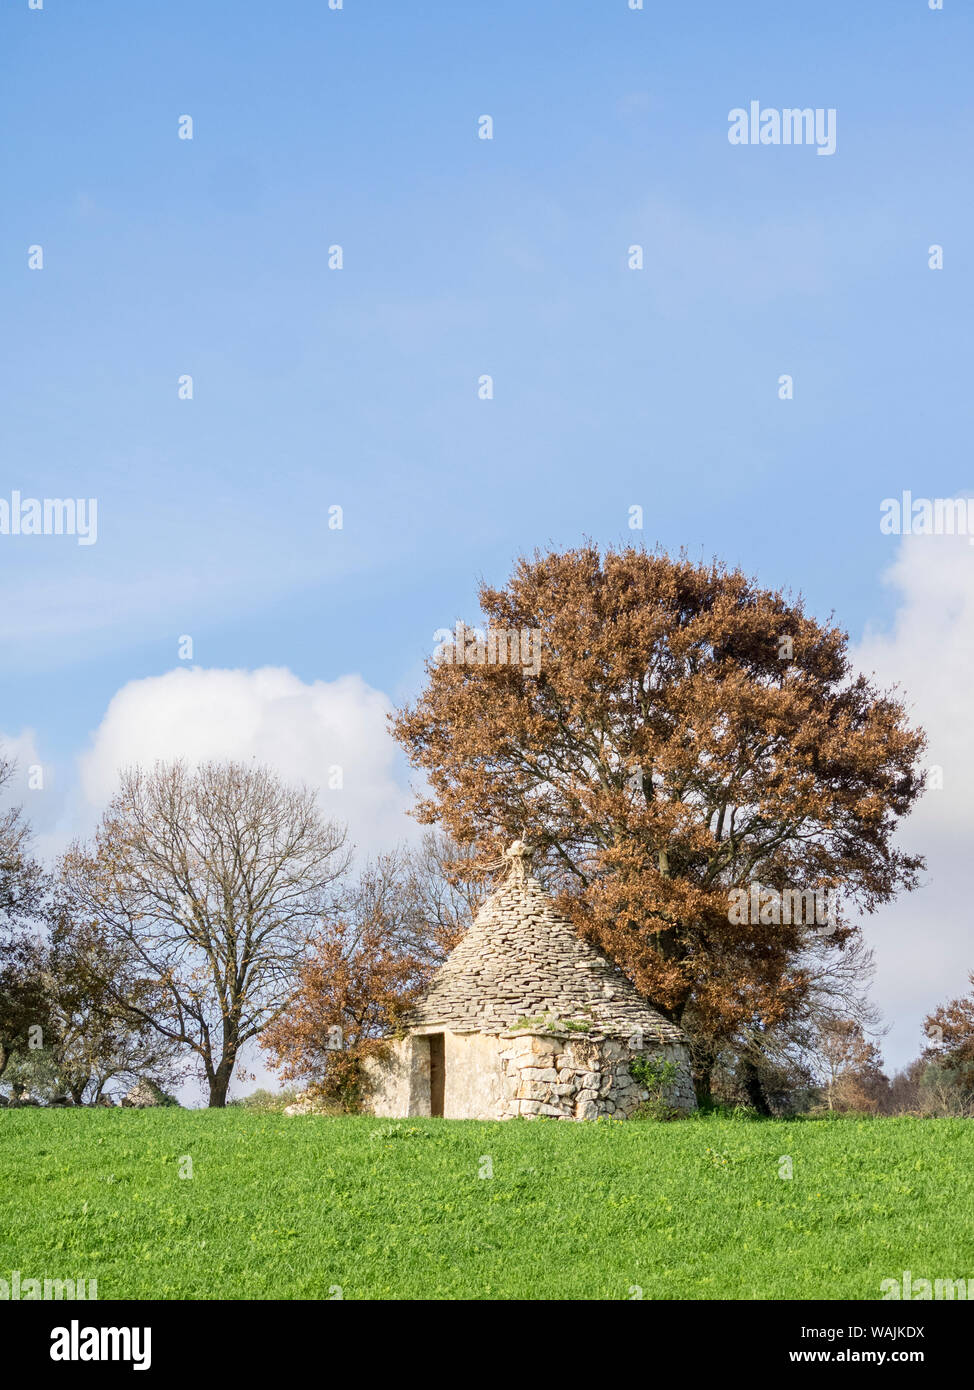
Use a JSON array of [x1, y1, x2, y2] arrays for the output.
[[325, 831, 485, 967], [801, 935, 885, 1036], [61, 760, 349, 1106], [397, 830, 485, 960], [754, 934, 887, 1084]]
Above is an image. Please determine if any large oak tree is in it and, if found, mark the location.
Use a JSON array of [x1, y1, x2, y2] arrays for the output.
[[393, 546, 926, 1094]]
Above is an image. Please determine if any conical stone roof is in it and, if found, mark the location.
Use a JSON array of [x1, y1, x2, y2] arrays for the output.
[[408, 842, 687, 1043]]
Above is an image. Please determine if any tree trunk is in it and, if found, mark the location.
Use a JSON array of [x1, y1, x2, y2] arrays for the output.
[[207, 1055, 236, 1107], [692, 1059, 715, 1108], [738, 1056, 772, 1116], [691, 1041, 718, 1108]]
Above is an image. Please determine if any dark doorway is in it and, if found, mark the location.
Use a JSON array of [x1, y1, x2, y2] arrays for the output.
[[428, 1033, 445, 1117]]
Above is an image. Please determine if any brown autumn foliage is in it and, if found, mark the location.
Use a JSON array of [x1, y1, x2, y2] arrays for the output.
[[923, 972, 974, 1087], [260, 915, 424, 1110], [261, 840, 480, 1109], [392, 545, 927, 1069]]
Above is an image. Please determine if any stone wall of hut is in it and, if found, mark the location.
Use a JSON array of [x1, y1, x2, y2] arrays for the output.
[[363, 1028, 696, 1120]]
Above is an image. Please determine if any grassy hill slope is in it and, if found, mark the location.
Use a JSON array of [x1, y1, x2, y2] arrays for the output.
[[2, 1110, 971, 1300]]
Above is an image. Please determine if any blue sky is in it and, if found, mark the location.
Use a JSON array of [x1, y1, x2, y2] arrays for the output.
[[1, 0, 972, 1083]]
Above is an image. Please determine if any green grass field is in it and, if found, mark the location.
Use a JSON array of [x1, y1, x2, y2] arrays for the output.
[[2, 1109, 972, 1300]]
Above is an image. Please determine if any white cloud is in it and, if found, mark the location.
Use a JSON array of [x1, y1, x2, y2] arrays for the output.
[[852, 531, 974, 1070], [0, 727, 43, 788], [77, 666, 418, 864]]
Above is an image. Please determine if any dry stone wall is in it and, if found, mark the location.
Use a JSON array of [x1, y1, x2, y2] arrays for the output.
[[495, 1031, 696, 1120]]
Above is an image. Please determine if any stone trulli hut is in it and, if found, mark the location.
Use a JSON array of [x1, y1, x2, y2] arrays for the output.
[[364, 841, 696, 1120]]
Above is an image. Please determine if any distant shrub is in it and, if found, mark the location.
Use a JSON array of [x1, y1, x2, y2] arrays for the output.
[[281, 1086, 345, 1116], [915, 1063, 974, 1118], [228, 1088, 302, 1112]]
